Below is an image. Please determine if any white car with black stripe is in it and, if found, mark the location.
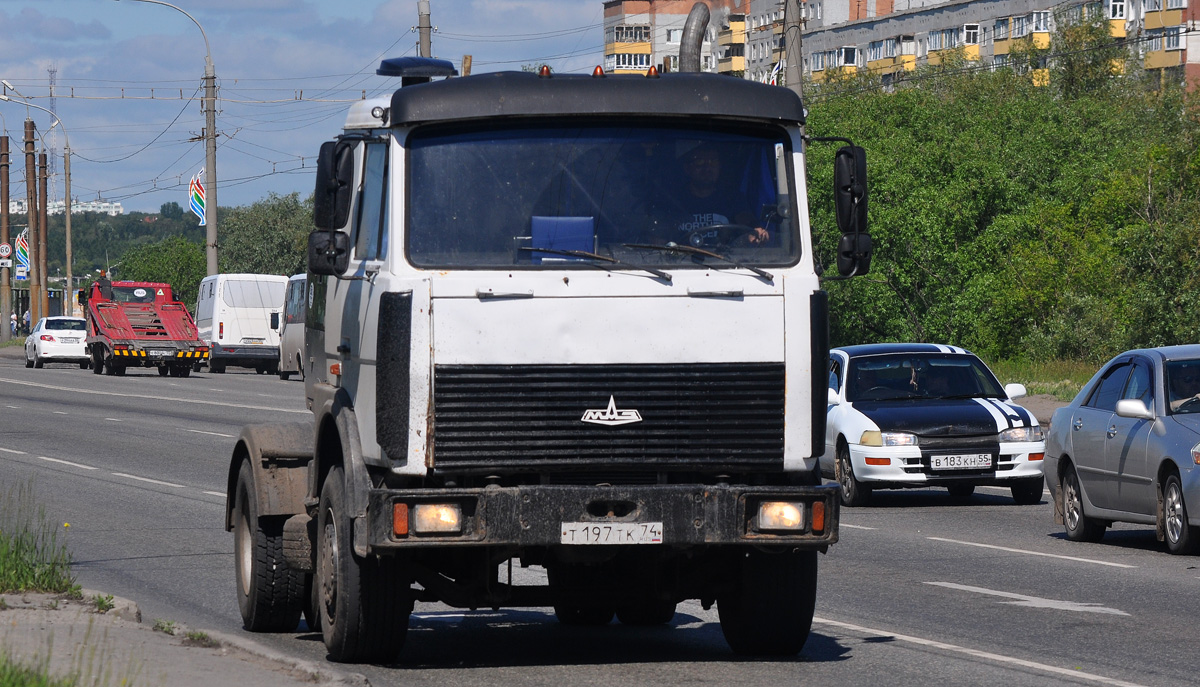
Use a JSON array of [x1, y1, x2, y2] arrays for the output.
[[822, 344, 1045, 506]]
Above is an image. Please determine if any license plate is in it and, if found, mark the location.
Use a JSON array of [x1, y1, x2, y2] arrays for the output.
[[560, 522, 663, 545], [148, 349, 173, 358], [61, 338, 78, 344], [931, 454, 992, 470]]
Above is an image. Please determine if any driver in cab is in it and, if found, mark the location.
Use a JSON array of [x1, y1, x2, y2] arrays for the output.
[[1169, 364, 1200, 412], [662, 144, 768, 246]]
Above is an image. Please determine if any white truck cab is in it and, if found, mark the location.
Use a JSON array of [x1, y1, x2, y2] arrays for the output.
[[227, 56, 872, 664]]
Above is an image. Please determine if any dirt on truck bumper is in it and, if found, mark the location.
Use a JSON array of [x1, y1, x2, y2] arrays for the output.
[[365, 483, 840, 550]]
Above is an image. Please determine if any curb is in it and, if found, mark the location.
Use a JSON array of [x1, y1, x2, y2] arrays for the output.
[[203, 629, 371, 687]]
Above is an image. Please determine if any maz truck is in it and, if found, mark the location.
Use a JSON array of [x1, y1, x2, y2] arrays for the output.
[[225, 55, 872, 663]]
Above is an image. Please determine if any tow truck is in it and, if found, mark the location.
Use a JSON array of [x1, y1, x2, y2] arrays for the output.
[[82, 280, 209, 377]]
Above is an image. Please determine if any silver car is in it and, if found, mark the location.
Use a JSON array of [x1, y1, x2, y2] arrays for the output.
[[1045, 345, 1200, 554]]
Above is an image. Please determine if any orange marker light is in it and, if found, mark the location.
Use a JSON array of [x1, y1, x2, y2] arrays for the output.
[[1029, 453, 1044, 461], [646, 65, 659, 78], [329, 362, 341, 376], [865, 457, 890, 466], [811, 501, 825, 534], [592, 65, 605, 77], [393, 503, 409, 537], [538, 65, 552, 77]]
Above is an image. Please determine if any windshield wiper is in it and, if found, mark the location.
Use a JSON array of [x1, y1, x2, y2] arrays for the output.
[[622, 243, 774, 282], [518, 247, 670, 282]]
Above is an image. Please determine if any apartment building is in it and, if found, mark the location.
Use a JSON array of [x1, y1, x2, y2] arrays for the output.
[[603, 0, 750, 74], [799, 0, 1199, 87]]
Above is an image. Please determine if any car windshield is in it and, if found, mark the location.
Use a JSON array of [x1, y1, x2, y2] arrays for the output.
[[406, 121, 799, 269], [1166, 359, 1200, 414], [847, 353, 1005, 402], [46, 319, 85, 331]]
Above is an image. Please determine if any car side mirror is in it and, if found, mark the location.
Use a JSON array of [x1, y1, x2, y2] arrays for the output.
[[827, 387, 840, 406], [1115, 398, 1155, 421], [308, 230, 351, 276], [1004, 383, 1028, 400]]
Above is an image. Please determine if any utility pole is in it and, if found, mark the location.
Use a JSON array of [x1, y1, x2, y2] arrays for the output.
[[418, 0, 432, 58], [784, 0, 803, 99], [64, 140, 72, 315], [1, 136, 9, 342], [23, 119, 39, 325], [38, 151, 48, 319], [204, 53, 218, 275]]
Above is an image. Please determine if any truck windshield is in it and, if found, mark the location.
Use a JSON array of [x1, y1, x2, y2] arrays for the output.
[[406, 122, 799, 269]]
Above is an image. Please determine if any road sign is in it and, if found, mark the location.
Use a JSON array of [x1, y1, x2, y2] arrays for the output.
[[15, 266, 27, 281], [0, 259, 11, 268], [0, 243, 10, 258]]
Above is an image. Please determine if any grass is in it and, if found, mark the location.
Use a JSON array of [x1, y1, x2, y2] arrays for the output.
[[989, 358, 1097, 401], [89, 595, 114, 615], [0, 482, 75, 595], [0, 656, 75, 687], [181, 631, 219, 649]]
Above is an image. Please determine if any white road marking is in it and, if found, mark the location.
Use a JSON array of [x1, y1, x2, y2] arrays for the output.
[[52, 411, 68, 415], [202, 491, 226, 497], [0, 376, 306, 414], [38, 456, 98, 471], [5, 405, 19, 409], [105, 418, 122, 422], [978, 484, 1045, 495], [927, 537, 1136, 569], [814, 616, 1147, 687], [111, 473, 184, 488], [841, 523, 877, 530], [0, 447, 28, 455], [186, 429, 236, 438], [925, 582, 1129, 615]]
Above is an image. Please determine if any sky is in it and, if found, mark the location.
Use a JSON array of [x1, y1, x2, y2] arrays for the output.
[[0, 0, 607, 214]]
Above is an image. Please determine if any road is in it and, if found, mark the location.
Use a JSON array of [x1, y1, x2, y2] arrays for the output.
[[0, 354, 1191, 686]]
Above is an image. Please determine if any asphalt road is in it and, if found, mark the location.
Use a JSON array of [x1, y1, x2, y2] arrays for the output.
[[0, 352, 1191, 686]]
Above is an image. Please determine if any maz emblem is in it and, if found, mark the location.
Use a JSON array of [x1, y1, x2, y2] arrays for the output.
[[581, 396, 643, 426]]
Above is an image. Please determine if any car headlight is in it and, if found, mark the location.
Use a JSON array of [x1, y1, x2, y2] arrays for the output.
[[999, 426, 1044, 443], [859, 431, 917, 447], [1191, 441, 1200, 466]]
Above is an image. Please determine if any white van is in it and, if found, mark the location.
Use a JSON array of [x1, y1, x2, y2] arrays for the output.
[[195, 273, 288, 374], [277, 273, 306, 380]]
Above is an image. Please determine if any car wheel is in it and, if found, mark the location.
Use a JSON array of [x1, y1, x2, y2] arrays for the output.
[[234, 460, 304, 632], [33, 353, 43, 369], [1063, 467, 1106, 543], [947, 484, 975, 501], [1010, 477, 1045, 505], [1162, 474, 1199, 555], [836, 443, 871, 507], [718, 550, 817, 656], [317, 466, 411, 662], [79, 361, 89, 370], [24, 352, 33, 368]]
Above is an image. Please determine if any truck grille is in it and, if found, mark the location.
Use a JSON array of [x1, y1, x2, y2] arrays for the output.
[[431, 363, 785, 473]]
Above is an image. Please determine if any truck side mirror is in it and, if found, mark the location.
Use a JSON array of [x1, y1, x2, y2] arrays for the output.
[[313, 140, 356, 231], [308, 230, 351, 276], [77, 289, 88, 306], [833, 145, 872, 277]]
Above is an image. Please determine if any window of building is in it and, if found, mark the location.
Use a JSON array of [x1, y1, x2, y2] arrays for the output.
[[1085, 2, 1102, 18], [1012, 14, 1031, 37], [839, 46, 857, 66], [1033, 11, 1050, 31], [901, 35, 915, 55], [613, 53, 651, 69], [993, 54, 1010, 68], [812, 51, 825, 71], [664, 55, 679, 72], [614, 24, 650, 43], [1146, 28, 1163, 51], [885, 37, 899, 58], [1145, 0, 1161, 10], [666, 29, 682, 44], [1166, 0, 1185, 8], [1109, 0, 1125, 19], [929, 30, 943, 51], [964, 24, 980, 44], [945, 28, 960, 48], [1165, 26, 1182, 49], [994, 18, 1010, 40], [868, 40, 883, 61]]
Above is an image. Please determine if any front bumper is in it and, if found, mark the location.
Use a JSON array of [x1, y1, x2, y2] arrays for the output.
[[848, 441, 1045, 487], [365, 483, 840, 551]]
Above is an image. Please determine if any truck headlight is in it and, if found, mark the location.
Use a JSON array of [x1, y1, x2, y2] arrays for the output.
[[859, 431, 917, 447], [756, 501, 805, 532], [413, 504, 463, 534], [999, 426, 1044, 442]]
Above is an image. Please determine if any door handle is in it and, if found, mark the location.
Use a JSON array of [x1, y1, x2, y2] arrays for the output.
[[1106, 425, 1117, 438], [1073, 419, 1083, 431]]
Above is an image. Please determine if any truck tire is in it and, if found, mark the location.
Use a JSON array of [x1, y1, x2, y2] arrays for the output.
[[317, 466, 411, 663], [158, 366, 170, 377], [718, 550, 817, 656], [211, 361, 226, 374], [547, 563, 614, 626], [91, 348, 104, 375], [176, 365, 191, 378], [233, 460, 304, 632]]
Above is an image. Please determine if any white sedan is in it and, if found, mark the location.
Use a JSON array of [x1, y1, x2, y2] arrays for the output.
[[25, 316, 90, 369], [822, 343, 1045, 506]]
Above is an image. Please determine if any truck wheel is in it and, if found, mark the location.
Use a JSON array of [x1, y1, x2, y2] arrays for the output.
[[111, 362, 126, 376], [176, 365, 191, 378], [548, 563, 614, 626], [158, 366, 170, 377], [317, 466, 411, 662], [211, 362, 226, 374], [616, 601, 676, 626], [303, 574, 321, 633], [234, 460, 304, 632], [718, 550, 817, 656], [91, 348, 104, 375]]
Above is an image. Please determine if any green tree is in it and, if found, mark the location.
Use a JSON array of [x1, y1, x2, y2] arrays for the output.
[[218, 192, 311, 277], [114, 236, 207, 311], [160, 201, 184, 219], [1050, 8, 1128, 99]]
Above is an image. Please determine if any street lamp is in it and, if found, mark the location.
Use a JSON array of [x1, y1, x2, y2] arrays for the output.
[[115, 0, 218, 276], [0, 94, 73, 316]]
